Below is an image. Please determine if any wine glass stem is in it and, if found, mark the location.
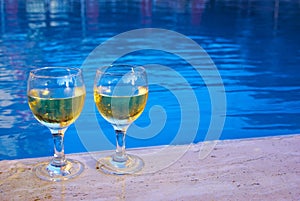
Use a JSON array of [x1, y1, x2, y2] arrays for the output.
[[50, 129, 66, 166], [114, 130, 127, 162]]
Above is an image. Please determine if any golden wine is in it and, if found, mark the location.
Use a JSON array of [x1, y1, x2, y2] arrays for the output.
[[94, 87, 148, 126], [28, 88, 85, 128]]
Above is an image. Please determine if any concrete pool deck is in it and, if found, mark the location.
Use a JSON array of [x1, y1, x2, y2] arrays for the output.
[[0, 134, 299, 201]]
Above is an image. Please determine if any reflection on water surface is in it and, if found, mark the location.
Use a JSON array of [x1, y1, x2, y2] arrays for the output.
[[0, 0, 300, 160]]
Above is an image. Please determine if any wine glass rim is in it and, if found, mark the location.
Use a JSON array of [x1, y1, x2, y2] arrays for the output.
[[97, 64, 146, 75], [30, 67, 82, 78]]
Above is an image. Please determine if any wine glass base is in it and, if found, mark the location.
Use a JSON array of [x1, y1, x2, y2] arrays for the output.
[[34, 159, 84, 182], [96, 154, 144, 175]]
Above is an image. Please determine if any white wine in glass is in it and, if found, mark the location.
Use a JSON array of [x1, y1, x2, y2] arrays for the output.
[[94, 64, 148, 175], [27, 67, 86, 181]]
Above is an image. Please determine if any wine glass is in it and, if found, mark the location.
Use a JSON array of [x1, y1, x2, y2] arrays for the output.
[[94, 64, 148, 175], [27, 67, 86, 181]]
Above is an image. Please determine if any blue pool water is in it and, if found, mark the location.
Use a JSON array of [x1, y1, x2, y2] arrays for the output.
[[0, 0, 300, 160]]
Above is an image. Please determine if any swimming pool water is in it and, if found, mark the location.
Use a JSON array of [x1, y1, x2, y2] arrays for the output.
[[0, 0, 300, 160]]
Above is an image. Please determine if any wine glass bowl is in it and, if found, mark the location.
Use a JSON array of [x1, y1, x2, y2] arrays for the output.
[[94, 64, 148, 175], [27, 67, 86, 181]]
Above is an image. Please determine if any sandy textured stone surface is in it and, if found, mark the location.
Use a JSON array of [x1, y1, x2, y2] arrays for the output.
[[0, 134, 299, 201]]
